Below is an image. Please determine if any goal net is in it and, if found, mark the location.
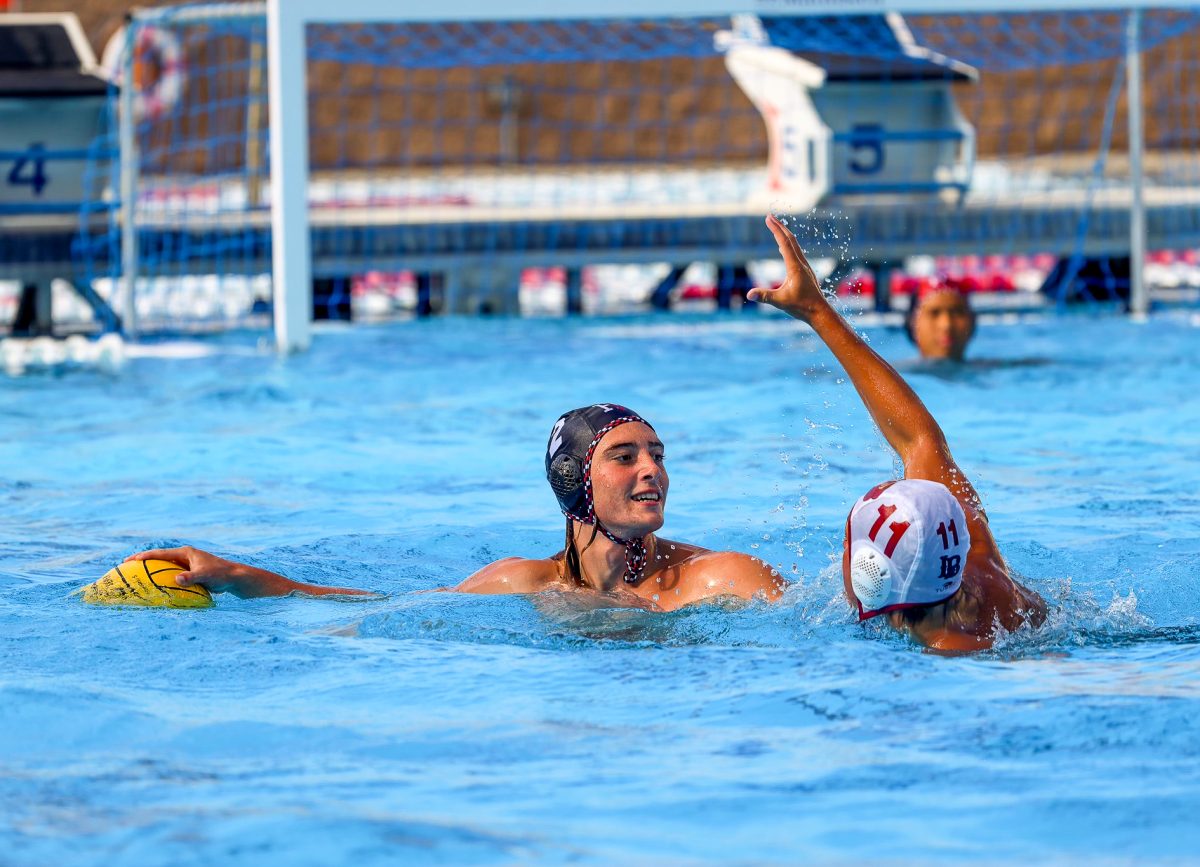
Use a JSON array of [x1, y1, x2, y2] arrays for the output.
[[80, 2, 1200, 343]]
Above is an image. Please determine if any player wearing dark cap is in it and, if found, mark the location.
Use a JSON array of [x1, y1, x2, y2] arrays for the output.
[[123, 400, 782, 606], [453, 403, 785, 609]]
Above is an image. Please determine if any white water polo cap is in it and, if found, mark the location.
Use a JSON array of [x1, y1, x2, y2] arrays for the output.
[[845, 479, 971, 620]]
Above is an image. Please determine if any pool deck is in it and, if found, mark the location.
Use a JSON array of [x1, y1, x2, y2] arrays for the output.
[[3, 182, 1200, 310], [8, 187, 1200, 272]]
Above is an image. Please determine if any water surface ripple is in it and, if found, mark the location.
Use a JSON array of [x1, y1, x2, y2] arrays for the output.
[[2, 313, 1198, 864]]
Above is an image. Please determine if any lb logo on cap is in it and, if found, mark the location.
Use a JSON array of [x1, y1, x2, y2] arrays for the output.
[[845, 479, 970, 620]]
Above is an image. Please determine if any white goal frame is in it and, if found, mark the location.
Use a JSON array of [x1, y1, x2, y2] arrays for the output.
[[267, 0, 1189, 350]]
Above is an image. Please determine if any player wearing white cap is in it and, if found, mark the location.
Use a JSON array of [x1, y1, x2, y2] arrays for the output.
[[748, 215, 1046, 651]]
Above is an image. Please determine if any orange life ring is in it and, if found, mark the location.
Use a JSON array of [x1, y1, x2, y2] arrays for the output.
[[102, 24, 187, 121]]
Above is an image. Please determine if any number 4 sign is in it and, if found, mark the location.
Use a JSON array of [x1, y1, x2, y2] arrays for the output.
[[6, 144, 49, 196]]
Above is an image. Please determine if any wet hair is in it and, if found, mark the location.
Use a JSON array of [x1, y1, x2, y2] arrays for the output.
[[560, 520, 600, 587]]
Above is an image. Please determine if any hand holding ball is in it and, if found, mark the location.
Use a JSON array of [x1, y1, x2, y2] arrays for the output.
[[79, 559, 214, 609]]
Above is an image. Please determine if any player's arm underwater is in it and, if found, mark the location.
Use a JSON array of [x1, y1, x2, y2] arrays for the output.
[[748, 215, 1045, 647], [125, 547, 373, 599]]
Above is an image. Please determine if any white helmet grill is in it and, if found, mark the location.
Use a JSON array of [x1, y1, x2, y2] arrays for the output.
[[850, 547, 892, 610]]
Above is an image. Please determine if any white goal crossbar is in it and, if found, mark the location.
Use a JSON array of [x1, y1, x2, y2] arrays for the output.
[[266, 0, 1174, 350]]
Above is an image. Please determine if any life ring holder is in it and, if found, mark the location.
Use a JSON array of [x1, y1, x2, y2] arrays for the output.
[[101, 23, 187, 121]]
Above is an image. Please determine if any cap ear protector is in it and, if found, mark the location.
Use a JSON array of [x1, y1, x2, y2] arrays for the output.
[[548, 451, 584, 503], [850, 546, 892, 610]]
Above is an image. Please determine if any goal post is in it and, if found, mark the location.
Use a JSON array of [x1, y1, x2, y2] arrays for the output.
[[93, 1, 1200, 347], [265, 0, 1198, 350], [267, 0, 309, 352]]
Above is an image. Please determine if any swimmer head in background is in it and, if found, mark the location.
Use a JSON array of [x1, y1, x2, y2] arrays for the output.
[[844, 479, 971, 620], [546, 403, 657, 583], [905, 279, 976, 361]]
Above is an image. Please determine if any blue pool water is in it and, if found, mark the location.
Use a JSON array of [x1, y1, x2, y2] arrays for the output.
[[2, 310, 1199, 865]]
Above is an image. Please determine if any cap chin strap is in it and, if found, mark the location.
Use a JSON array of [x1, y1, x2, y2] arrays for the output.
[[595, 522, 648, 584]]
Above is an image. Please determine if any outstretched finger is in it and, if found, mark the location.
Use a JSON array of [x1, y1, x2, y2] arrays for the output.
[[173, 571, 198, 587], [772, 214, 809, 261], [765, 215, 803, 265]]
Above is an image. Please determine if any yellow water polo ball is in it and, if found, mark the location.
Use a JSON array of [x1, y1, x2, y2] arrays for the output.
[[79, 559, 214, 609]]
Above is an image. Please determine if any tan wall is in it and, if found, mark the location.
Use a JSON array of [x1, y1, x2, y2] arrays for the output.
[[12, 1, 1199, 173]]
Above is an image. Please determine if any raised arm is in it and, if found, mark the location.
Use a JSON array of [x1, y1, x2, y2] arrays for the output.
[[748, 215, 979, 504], [750, 216, 1046, 643], [126, 547, 374, 599]]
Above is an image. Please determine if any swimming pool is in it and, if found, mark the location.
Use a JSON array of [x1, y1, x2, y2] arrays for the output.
[[2, 310, 1198, 864]]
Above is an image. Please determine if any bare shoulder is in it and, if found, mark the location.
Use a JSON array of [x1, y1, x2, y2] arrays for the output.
[[670, 550, 786, 604], [454, 557, 565, 595]]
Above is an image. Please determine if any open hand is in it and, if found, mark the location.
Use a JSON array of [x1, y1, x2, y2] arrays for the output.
[[746, 214, 826, 320]]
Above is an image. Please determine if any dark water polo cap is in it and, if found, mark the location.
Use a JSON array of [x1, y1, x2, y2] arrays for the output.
[[545, 403, 652, 522]]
